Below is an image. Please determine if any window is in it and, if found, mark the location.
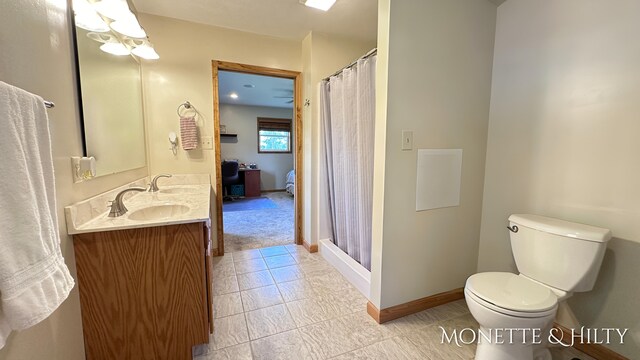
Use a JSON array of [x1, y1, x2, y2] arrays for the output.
[[257, 117, 292, 153]]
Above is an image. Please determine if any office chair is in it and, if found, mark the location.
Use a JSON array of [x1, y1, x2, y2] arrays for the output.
[[221, 160, 240, 201]]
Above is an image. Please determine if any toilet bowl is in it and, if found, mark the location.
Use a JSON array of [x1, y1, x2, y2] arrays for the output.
[[465, 214, 611, 360], [465, 273, 558, 360]]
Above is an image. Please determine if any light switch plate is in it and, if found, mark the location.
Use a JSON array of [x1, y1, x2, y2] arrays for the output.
[[201, 136, 213, 150], [402, 130, 413, 150]]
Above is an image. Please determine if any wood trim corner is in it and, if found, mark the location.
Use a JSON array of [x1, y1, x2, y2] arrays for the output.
[[294, 72, 303, 247], [367, 288, 465, 324], [212, 62, 225, 256], [302, 238, 318, 253], [553, 323, 630, 360], [367, 301, 381, 323]]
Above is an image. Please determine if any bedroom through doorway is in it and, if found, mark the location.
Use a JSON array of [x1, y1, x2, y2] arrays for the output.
[[213, 61, 302, 255]]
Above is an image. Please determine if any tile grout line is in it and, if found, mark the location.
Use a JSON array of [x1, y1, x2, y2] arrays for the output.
[[209, 246, 336, 356], [214, 246, 304, 356], [209, 248, 585, 360]]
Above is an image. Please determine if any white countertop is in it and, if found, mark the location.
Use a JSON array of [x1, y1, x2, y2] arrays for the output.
[[65, 179, 211, 235]]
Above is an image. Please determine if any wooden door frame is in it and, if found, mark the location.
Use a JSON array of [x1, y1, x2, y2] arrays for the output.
[[212, 60, 303, 255]]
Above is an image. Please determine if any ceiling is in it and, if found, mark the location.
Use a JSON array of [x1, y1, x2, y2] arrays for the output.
[[218, 71, 294, 109], [132, 0, 378, 42]]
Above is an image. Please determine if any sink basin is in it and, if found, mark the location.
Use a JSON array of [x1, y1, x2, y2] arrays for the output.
[[128, 204, 190, 221], [160, 187, 200, 194]]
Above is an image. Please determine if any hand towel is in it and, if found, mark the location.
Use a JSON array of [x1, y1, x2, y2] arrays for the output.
[[180, 116, 198, 150], [0, 82, 75, 349]]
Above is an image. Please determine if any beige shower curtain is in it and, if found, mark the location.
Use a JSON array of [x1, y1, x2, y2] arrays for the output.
[[320, 53, 376, 271]]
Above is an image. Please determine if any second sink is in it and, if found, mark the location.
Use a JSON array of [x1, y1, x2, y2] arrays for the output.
[[128, 204, 190, 221]]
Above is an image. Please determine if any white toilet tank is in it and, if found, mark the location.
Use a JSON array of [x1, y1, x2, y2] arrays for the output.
[[509, 214, 611, 293]]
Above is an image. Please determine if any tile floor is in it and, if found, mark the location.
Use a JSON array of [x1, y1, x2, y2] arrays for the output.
[[195, 245, 595, 360]]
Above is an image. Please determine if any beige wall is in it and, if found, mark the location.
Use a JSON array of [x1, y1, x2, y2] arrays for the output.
[[370, 0, 392, 307], [138, 14, 302, 249], [0, 1, 148, 358], [370, 0, 496, 309], [219, 104, 294, 190], [301, 32, 377, 243], [478, 0, 640, 357]]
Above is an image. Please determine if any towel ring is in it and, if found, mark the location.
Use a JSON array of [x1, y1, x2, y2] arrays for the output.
[[177, 101, 197, 117]]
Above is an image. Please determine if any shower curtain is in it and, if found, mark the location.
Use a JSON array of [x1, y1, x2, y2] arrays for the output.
[[320, 53, 376, 271]]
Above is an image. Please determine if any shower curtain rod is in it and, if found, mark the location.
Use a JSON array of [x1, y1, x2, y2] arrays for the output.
[[323, 48, 377, 81]]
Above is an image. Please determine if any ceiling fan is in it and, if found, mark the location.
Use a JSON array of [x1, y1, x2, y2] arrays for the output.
[[273, 89, 294, 104]]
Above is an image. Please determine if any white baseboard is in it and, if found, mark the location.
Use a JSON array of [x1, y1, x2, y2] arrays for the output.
[[318, 239, 371, 298]]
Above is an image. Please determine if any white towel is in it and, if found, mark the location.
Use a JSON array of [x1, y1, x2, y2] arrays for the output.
[[0, 82, 75, 349], [180, 116, 198, 150]]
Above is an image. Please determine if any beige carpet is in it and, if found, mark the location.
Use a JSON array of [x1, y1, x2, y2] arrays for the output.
[[222, 192, 294, 252]]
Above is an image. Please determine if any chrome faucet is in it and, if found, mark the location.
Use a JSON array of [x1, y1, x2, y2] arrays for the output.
[[108, 187, 146, 217], [148, 174, 172, 192]]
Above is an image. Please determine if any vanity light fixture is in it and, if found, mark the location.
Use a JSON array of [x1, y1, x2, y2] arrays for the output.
[[110, 13, 147, 38], [110, 20, 146, 38], [93, 0, 132, 21], [86, 32, 130, 56], [229, 93, 239, 99], [129, 39, 160, 60], [75, 11, 110, 32], [79, 0, 159, 60], [99, 42, 131, 56], [72, 0, 109, 32], [301, 0, 337, 11]]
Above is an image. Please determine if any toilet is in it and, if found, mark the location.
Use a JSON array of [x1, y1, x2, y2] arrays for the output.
[[465, 214, 611, 360]]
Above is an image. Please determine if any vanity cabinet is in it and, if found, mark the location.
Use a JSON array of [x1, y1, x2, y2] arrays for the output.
[[73, 222, 213, 360]]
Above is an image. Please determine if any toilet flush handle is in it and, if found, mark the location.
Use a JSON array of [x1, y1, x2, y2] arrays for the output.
[[507, 225, 519, 233]]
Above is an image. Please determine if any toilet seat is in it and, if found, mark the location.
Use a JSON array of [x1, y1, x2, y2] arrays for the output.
[[465, 272, 558, 318]]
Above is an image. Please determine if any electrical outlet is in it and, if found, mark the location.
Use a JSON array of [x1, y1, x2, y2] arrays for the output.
[[201, 136, 213, 150], [402, 130, 413, 150]]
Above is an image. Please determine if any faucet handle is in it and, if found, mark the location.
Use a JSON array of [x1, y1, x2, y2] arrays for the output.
[[149, 174, 172, 192]]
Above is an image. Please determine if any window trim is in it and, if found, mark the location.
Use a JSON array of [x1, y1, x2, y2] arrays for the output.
[[257, 117, 292, 154]]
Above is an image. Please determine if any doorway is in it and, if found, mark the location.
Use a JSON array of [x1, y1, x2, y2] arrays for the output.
[[212, 61, 302, 255]]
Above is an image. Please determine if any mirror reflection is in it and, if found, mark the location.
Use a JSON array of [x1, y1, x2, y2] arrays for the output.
[[73, 10, 147, 177]]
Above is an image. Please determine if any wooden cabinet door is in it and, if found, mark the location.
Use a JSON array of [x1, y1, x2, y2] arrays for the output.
[[244, 170, 261, 197], [74, 223, 208, 360]]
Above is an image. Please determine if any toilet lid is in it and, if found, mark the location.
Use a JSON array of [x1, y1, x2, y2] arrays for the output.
[[466, 272, 557, 313]]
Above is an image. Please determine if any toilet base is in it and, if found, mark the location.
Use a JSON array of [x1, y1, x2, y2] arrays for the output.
[[475, 342, 551, 360], [472, 323, 554, 360]]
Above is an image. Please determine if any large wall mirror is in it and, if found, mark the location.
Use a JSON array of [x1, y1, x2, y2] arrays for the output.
[[71, 4, 147, 177]]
